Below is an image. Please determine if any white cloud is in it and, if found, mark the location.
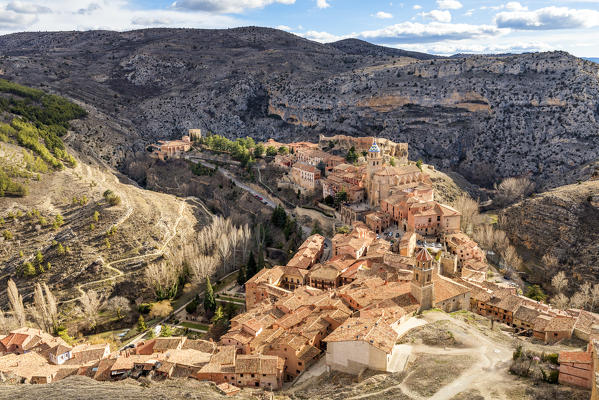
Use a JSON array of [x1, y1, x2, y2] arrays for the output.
[[316, 0, 330, 9], [436, 0, 462, 10], [171, 0, 295, 13], [374, 11, 393, 19], [420, 10, 451, 23], [275, 24, 292, 31], [393, 40, 554, 56], [464, 9, 474, 16], [0, 0, 241, 34], [412, 5, 422, 10], [6, 1, 51, 14], [301, 30, 348, 42], [0, 10, 37, 29], [505, 2, 527, 12], [360, 21, 502, 43], [495, 6, 599, 30]]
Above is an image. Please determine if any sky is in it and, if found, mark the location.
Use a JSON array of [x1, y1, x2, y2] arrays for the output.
[[0, 0, 598, 57]]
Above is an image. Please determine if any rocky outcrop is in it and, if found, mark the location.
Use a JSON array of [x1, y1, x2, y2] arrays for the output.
[[0, 28, 597, 190], [501, 180, 599, 283]]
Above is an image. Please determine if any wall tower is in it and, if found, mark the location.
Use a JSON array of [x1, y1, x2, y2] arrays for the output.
[[411, 247, 435, 311]]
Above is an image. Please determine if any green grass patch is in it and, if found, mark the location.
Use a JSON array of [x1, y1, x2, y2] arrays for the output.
[[180, 321, 210, 331], [217, 295, 245, 304]]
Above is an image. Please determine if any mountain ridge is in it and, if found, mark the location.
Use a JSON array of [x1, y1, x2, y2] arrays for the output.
[[0, 27, 597, 189]]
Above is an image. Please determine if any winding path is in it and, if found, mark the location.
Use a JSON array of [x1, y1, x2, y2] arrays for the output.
[[61, 201, 186, 303]]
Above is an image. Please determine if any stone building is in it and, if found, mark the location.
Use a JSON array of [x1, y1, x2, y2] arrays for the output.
[[411, 248, 434, 311], [290, 163, 321, 194]]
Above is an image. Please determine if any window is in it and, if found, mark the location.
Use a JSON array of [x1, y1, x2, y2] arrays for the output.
[[240, 374, 244, 377], [297, 370, 300, 374], [251, 374, 255, 378], [298, 362, 302, 366]]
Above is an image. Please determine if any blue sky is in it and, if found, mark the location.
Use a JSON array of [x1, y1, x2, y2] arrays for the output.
[[1, 0, 598, 56]]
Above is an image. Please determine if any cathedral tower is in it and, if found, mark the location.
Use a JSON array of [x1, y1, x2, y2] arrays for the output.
[[411, 247, 435, 311]]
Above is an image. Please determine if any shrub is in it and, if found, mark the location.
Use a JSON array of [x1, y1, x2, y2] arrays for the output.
[[543, 353, 559, 364], [2, 230, 13, 240], [138, 303, 152, 314]]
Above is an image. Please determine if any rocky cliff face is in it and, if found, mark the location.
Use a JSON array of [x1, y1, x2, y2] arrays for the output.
[[0, 28, 597, 189], [501, 180, 599, 283]]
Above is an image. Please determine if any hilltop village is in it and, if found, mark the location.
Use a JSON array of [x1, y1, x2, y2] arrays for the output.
[[1, 133, 599, 398]]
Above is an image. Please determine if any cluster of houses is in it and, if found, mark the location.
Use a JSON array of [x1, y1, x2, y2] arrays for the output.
[[270, 136, 461, 237], [0, 327, 286, 394]]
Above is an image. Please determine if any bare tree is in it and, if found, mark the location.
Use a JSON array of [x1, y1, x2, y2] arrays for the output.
[[591, 284, 599, 312], [106, 296, 131, 320], [550, 293, 570, 310], [494, 177, 535, 207], [29, 283, 57, 332], [542, 254, 559, 271], [454, 195, 480, 235], [551, 271, 568, 294], [79, 289, 104, 330], [570, 291, 589, 310], [7, 279, 25, 327], [144, 261, 182, 300], [189, 255, 218, 283], [0, 309, 17, 334], [501, 245, 522, 270]]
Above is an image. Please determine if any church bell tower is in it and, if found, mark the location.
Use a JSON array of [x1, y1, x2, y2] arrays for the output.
[[411, 247, 435, 311]]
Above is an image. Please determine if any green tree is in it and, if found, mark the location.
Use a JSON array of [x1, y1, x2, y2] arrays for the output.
[[55, 213, 64, 226], [311, 221, 323, 235], [204, 276, 216, 316], [2, 230, 13, 240], [271, 204, 287, 228], [257, 247, 265, 272], [23, 262, 36, 277], [137, 315, 147, 332], [253, 143, 265, 158], [93, 211, 100, 222], [525, 285, 547, 302], [185, 298, 198, 314], [211, 305, 225, 324], [336, 225, 351, 234], [278, 146, 289, 155], [416, 159, 423, 171], [56, 243, 65, 255], [35, 251, 43, 265], [389, 157, 396, 166], [246, 251, 257, 278], [334, 190, 348, 208], [266, 146, 277, 157], [160, 324, 173, 337], [237, 264, 246, 286], [345, 146, 358, 163]]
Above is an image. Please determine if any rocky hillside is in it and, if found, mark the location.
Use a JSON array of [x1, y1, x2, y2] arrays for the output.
[[0, 80, 205, 306], [501, 179, 599, 284], [0, 27, 597, 189]]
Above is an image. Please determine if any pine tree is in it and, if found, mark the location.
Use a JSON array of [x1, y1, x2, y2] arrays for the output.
[[257, 247, 265, 271], [246, 251, 257, 278], [237, 264, 246, 286], [137, 315, 147, 332], [204, 276, 216, 317]]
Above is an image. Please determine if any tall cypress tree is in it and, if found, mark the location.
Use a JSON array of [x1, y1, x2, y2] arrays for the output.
[[204, 276, 216, 317], [257, 247, 265, 271], [237, 264, 247, 285], [246, 251, 257, 279]]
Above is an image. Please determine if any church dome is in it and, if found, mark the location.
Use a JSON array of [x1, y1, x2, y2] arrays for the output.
[[368, 139, 381, 153]]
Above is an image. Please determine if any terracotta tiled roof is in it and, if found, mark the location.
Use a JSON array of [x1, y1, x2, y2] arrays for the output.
[[234, 355, 283, 375], [545, 316, 576, 333], [433, 275, 470, 304], [514, 306, 542, 324], [415, 248, 432, 262], [181, 339, 217, 353], [324, 316, 398, 353]]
